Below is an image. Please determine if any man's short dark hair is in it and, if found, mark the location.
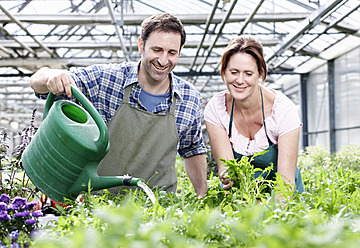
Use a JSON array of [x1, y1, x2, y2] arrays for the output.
[[141, 13, 186, 50]]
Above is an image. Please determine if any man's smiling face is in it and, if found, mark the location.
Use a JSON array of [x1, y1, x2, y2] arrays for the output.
[[138, 30, 181, 86]]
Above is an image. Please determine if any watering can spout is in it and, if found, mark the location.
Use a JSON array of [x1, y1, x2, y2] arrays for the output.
[[69, 162, 141, 198]]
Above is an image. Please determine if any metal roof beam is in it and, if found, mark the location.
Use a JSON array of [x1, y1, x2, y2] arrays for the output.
[[0, 44, 14, 57], [0, 56, 221, 69], [198, 0, 239, 72], [286, 0, 317, 11], [265, 0, 345, 64], [198, 0, 265, 92], [189, 0, 220, 70], [137, 0, 165, 13], [0, 13, 309, 25], [0, 25, 36, 56], [0, 4, 57, 58], [299, 2, 359, 53], [1, 39, 281, 52], [69, 0, 86, 13], [17, 0, 32, 12], [238, 0, 265, 35], [270, 1, 359, 70], [104, 0, 129, 61]]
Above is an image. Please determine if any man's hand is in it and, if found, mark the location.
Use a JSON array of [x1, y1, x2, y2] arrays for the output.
[[30, 67, 75, 98]]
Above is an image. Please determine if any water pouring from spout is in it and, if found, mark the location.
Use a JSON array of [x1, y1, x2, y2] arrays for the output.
[[137, 181, 156, 204]]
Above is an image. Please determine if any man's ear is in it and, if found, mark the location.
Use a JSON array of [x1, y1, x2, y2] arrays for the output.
[[138, 37, 144, 54], [179, 45, 184, 56]]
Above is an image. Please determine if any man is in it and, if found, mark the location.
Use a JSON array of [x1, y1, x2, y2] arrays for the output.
[[29, 13, 207, 197]]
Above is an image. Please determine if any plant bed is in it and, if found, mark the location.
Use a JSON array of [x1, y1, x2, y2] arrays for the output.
[[2, 119, 360, 247]]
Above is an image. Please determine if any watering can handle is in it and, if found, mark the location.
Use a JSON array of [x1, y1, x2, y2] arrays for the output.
[[43, 86, 109, 146]]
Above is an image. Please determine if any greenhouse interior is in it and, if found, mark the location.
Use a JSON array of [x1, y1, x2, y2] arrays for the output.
[[1, 0, 360, 247], [0, 0, 359, 153]]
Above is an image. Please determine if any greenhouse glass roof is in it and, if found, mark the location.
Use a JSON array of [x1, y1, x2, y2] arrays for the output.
[[0, 0, 359, 130]]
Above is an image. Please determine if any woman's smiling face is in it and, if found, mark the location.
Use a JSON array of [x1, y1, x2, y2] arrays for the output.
[[223, 52, 261, 100]]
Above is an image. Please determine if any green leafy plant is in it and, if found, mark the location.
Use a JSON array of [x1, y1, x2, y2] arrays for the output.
[[220, 151, 273, 202], [2, 134, 360, 248], [205, 144, 218, 177]]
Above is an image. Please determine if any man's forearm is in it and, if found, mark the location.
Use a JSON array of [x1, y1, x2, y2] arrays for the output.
[[183, 154, 207, 198]]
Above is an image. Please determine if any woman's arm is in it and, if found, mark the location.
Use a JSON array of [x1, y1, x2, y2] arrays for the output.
[[277, 127, 300, 189], [205, 121, 235, 190]]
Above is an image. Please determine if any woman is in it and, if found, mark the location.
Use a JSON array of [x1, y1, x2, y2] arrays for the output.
[[204, 35, 304, 193]]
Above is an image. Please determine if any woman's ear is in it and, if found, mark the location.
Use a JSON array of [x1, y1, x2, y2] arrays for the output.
[[259, 70, 266, 83]]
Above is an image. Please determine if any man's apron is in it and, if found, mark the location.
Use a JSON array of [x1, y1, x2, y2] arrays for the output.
[[97, 84, 179, 194]]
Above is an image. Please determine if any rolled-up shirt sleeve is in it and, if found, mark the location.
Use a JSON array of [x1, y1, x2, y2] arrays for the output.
[[176, 87, 207, 158]]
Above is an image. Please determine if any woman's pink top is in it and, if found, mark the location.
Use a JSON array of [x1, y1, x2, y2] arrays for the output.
[[204, 89, 302, 156]]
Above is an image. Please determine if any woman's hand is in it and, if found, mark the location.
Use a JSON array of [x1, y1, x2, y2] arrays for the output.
[[219, 169, 234, 190]]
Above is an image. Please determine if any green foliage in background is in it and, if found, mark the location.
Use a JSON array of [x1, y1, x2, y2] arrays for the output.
[[32, 144, 360, 248]]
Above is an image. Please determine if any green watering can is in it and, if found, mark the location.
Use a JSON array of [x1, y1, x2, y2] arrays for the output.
[[21, 86, 142, 203]]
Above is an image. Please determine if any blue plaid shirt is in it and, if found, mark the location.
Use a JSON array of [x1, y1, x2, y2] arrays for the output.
[[39, 61, 206, 158]]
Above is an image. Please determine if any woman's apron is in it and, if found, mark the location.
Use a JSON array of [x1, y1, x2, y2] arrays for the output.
[[228, 88, 305, 192], [97, 82, 179, 194]]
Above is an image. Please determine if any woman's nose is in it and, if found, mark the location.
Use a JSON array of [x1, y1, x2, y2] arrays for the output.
[[236, 73, 245, 84]]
